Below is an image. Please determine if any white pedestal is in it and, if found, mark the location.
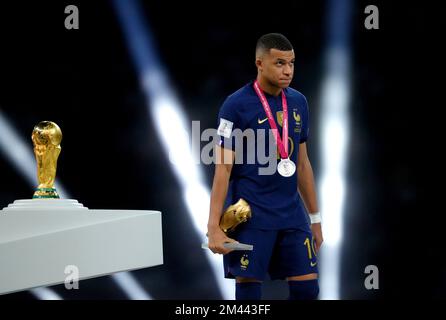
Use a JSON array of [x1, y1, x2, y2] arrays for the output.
[[0, 199, 163, 295]]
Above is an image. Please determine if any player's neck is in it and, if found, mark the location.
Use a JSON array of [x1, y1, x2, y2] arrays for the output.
[[256, 75, 282, 97]]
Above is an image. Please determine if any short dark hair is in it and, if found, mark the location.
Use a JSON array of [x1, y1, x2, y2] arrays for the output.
[[256, 33, 293, 55]]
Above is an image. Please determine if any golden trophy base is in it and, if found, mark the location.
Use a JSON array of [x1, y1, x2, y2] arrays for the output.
[[33, 188, 60, 199]]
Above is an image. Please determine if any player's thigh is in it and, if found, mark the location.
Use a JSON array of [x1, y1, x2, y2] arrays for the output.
[[236, 277, 262, 283], [224, 228, 277, 281], [287, 273, 318, 281], [269, 227, 318, 279]]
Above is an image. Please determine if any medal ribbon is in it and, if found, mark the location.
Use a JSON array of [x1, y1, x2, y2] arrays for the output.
[[253, 80, 288, 159]]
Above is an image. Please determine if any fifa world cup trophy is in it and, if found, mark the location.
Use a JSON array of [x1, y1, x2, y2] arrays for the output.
[[31, 121, 62, 199]]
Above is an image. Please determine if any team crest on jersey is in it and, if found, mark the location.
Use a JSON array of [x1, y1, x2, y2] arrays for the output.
[[277, 110, 302, 133], [293, 109, 302, 133], [240, 254, 249, 270], [276, 111, 283, 127]]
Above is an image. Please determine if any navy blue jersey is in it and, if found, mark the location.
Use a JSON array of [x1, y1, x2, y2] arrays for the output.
[[217, 81, 310, 230]]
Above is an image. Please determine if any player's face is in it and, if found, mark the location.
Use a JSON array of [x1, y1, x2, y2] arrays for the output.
[[259, 49, 295, 88]]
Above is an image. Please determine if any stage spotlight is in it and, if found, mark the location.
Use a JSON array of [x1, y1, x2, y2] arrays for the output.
[[113, 0, 233, 299], [318, 0, 352, 300]]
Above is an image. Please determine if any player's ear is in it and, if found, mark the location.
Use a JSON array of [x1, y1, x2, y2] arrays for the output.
[[255, 57, 263, 71]]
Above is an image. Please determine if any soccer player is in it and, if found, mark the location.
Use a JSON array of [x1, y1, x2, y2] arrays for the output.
[[207, 33, 323, 300]]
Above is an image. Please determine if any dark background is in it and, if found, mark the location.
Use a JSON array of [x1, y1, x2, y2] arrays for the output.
[[0, 0, 441, 300]]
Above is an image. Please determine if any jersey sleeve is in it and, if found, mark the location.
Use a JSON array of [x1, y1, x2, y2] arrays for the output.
[[216, 96, 242, 151], [299, 95, 310, 144]]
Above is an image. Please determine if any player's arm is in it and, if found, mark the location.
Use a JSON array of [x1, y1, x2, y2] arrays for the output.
[[297, 142, 323, 252], [207, 145, 238, 254]]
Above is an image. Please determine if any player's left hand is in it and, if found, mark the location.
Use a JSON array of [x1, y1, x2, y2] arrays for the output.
[[311, 223, 323, 253]]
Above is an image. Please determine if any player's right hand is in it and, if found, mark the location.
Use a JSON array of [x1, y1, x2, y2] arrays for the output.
[[207, 226, 238, 255]]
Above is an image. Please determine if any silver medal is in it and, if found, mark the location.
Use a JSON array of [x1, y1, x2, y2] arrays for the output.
[[277, 158, 296, 177]]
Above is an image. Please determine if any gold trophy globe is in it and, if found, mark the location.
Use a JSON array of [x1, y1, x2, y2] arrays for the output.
[[31, 121, 62, 199]]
